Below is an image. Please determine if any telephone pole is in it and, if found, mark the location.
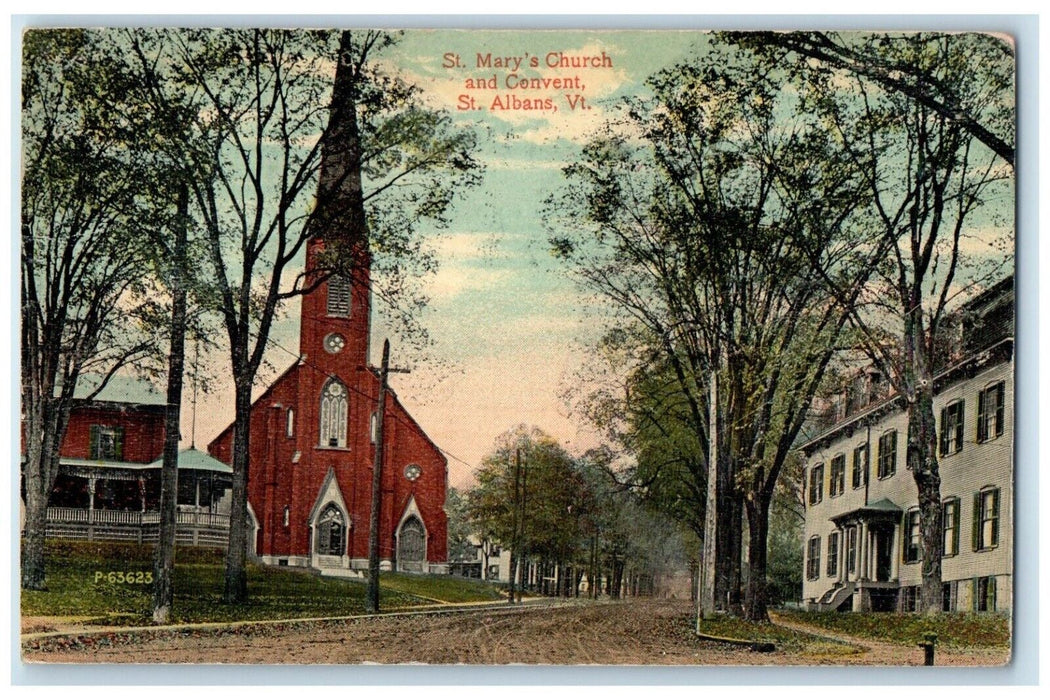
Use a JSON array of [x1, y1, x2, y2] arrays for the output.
[[508, 448, 521, 604], [366, 338, 409, 614]]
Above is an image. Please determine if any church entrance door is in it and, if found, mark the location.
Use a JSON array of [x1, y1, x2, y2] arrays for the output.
[[397, 516, 426, 572]]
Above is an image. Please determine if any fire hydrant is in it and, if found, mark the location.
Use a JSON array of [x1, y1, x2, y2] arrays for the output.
[[918, 632, 937, 666]]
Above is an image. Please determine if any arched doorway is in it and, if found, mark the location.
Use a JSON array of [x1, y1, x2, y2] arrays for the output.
[[315, 504, 346, 556], [397, 516, 426, 573]]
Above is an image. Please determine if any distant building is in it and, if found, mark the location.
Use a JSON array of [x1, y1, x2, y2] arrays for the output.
[[449, 536, 513, 582], [799, 277, 1013, 613]]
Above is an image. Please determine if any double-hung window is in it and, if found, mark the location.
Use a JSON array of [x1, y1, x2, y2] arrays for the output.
[[877, 430, 897, 479], [808, 464, 824, 506], [973, 487, 1000, 551], [977, 382, 1005, 442], [806, 536, 821, 580], [940, 401, 965, 455], [903, 509, 922, 563], [851, 443, 868, 489], [941, 497, 960, 557]]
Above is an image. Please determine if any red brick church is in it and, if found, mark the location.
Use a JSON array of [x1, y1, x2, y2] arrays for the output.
[[207, 219, 448, 576]]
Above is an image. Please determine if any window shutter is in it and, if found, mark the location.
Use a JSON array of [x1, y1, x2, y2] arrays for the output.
[[952, 498, 961, 555], [114, 427, 125, 461], [972, 577, 979, 612], [977, 389, 987, 442], [988, 576, 997, 612], [939, 407, 949, 454], [991, 489, 1000, 547], [972, 492, 981, 551], [955, 403, 965, 451], [89, 425, 99, 459], [994, 384, 1005, 436]]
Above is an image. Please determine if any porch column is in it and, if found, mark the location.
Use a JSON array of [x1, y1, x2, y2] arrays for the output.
[[87, 477, 97, 524], [856, 521, 864, 580], [837, 528, 845, 584], [138, 476, 147, 513]]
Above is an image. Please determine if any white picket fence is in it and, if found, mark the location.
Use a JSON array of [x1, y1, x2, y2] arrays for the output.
[[43, 507, 231, 547]]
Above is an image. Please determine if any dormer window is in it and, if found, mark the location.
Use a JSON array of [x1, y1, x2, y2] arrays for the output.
[[327, 275, 351, 317]]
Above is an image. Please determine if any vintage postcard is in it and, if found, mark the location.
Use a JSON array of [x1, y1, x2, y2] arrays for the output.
[[17, 25, 1016, 668]]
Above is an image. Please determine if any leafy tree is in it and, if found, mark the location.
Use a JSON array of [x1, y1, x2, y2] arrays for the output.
[[127, 29, 480, 603], [549, 41, 873, 620], [467, 427, 587, 593], [20, 30, 165, 590], [444, 486, 477, 564]]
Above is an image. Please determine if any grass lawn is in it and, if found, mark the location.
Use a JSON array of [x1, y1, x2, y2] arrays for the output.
[[775, 609, 1011, 649], [696, 614, 861, 657], [21, 540, 504, 626]]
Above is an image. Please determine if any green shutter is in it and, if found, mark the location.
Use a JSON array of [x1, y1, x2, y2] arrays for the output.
[[952, 498, 961, 555], [114, 426, 125, 461], [939, 407, 949, 455], [956, 402, 965, 451], [972, 577, 979, 612], [89, 425, 99, 459], [988, 576, 997, 612], [994, 383, 1005, 436], [972, 492, 981, 551], [977, 389, 987, 442], [991, 489, 1000, 547]]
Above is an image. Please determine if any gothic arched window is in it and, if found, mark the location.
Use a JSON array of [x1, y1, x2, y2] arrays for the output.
[[316, 504, 345, 555], [319, 378, 348, 448]]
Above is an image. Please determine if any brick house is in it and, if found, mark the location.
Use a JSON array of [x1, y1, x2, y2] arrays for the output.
[[25, 374, 234, 545], [207, 237, 449, 575], [799, 277, 1013, 613]]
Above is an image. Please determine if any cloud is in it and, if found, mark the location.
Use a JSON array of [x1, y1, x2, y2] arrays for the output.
[[426, 265, 511, 301]]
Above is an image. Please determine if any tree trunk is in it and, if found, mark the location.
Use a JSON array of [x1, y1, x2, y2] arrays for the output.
[[223, 374, 253, 604], [153, 183, 188, 624], [20, 461, 50, 590], [726, 490, 744, 615], [905, 302, 943, 615], [909, 384, 943, 615], [743, 491, 772, 621], [20, 390, 69, 590]]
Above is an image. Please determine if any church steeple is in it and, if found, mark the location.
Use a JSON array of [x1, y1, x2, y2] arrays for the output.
[[299, 31, 372, 371]]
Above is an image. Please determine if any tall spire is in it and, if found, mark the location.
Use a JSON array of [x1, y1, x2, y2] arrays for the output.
[[299, 30, 372, 366]]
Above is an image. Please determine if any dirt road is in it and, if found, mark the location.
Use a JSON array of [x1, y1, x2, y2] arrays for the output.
[[22, 599, 1009, 666]]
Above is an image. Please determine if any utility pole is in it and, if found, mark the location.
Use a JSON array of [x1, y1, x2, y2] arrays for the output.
[[508, 448, 521, 604], [516, 450, 528, 603], [366, 338, 408, 614]]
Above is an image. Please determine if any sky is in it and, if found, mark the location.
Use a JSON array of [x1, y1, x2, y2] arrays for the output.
[[184, 30, 718, 488]]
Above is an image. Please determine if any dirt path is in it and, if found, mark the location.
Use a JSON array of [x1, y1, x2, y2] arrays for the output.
[[768, 612, 1010, 667], [22, 599, 1009, 666]]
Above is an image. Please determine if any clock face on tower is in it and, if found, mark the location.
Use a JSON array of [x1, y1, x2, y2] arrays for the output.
[[323, 333, 346, 354]]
